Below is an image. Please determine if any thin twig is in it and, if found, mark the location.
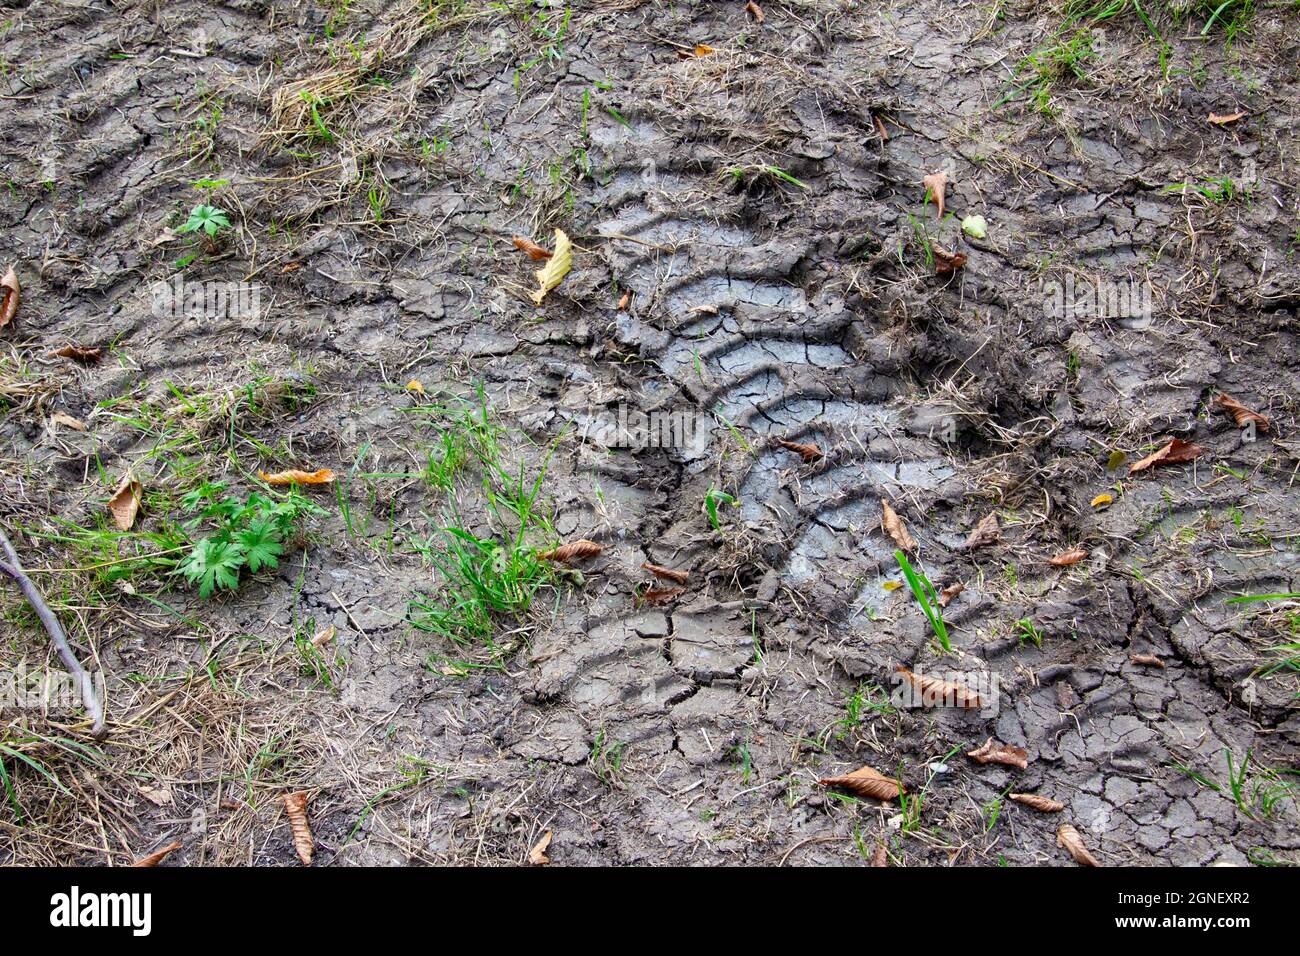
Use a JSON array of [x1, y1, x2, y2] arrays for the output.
[[0, 526, 106, 737]]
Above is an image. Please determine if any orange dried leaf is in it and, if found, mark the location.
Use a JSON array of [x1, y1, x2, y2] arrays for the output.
[[1216, 393, 1269, 433], [922, 171, 947, 220], [776, 438, 823, 463], [1128, 438, 1204, 476], [52, 344, 102, 363], [512, 234, 553, 261], [311, 624, 336, 649], [0, 265, 19, 329], [538, 539, 603, 563], [641, 562, 689, 584], [50, 411, 87, 433], [283, 791, 314, 865], [895, 665, 983, 709], [873, 113, 890, 142], [1090, 493, 1113, 508], [967, 737, 1029, 770], [1130, 653, 1165, 669], [1208, 111, 1245, 125], [964, 512, 1000, 550], [640, 586, 684, 606], [1010, 793, 1065, 813], [937, 581, 964, 608], [1057, 823, 1101, 866], [818, 764, 904, 801], [107, 473, 142, 531], [745, 0, 765, 23], [132, 841, 182, 867], [258, 468, 336, 486], [617, 290, 631, 310], [870, 844, 889, 866], [932, 245, 967, 274], [881, 499, 917, 553], [1048, 548, 1088, 567], [528, 830, 552, 865]]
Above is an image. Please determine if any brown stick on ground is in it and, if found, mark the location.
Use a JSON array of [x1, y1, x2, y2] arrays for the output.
[[0, 526, 105, 737]]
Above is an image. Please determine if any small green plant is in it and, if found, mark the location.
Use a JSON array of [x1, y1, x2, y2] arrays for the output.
[[895, 550, 950, 653], [177, 482, 322, 598], [589, 728, 624, 786], [1015, 617, 1046, 648], [704, 485, 738, 531], [179, 203, 231, 239]]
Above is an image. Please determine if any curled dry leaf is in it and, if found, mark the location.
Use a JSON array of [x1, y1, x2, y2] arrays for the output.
[[1208, 111, 1245, 125], [895, 665, 983, 709], [1090, 493, 1113, 509], [1128, 438, 1204, 476], [1216, 393, 1269, 433], [132, 841, 182, 867], [0, 264, 19, 329], [512, 234, 553, 260], [405, 379, 425, 396], [964, 512, 1000, 550], [932, 245, 967, 274], [776, 438, 822, 463], [50, 411, 87, 433], [1049, 548, 1088, 567], [1130, 653, 1165, 669], [283, 791, 314, 865], [870, 844, 889, 867], [818, 764, 904, 801], [937, 581, 964, 608], [107, 473, 142, 531], [881, 499, 917, 553], [1010, 793, 1065, 813], [641, 561, 689, 584], [873, 113, 889, 142], [258, 467, 336, 486], [640, 586, 684, 606], [617, 290, 631, 310], [745, 0, 765, 23], [311, 624, 336, 650], [538, 539, 603, 563], [528, 830, 552, 865], [530, 228, 572, 305], [678, 43, 716, 59], [967, 737, 1029, 769], [52, 344, 102, 363], [1057, 823, 1101, 867], [922, 170, 947, 220]]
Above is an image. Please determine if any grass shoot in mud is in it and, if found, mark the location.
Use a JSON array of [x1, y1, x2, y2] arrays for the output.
[[895, 550, 951, 653]]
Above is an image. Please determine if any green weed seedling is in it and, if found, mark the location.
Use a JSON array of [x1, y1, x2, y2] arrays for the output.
[[705, 485, 738, 531], [895, 550, 950, 653]]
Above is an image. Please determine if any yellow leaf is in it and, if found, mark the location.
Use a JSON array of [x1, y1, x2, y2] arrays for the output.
[[1090, 493, 1113, 508], [883, 580, 903, 592], [531, 229, 572, 305], [405, 380, 425, 396], [258, 468, 336, 486]]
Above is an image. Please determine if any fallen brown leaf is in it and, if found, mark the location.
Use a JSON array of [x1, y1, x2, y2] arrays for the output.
[[641, 562, 689, 584], [617, 290, 631, 310], [932, 244, 967, 274], [132, 841, 182, 867], [964, 512, 1000, 550], [311, 624, 336, 649], [107, 473, 142, 531], [138, 784, 173, 807], [283, 791, 314, 865], [1128, 438, 1204, 476], [1130, 653, 1165, 669], [258, 467, 336, 486], [1216, 393, 1269, 433], [528, 830, 553, 865], [52, 344, 102, 363], [512, 234, 553, 260], [1048, 548, 1088, 567], [776, 437, 823, 463], [895, 664, 983, 709], [967, 737, 1029, 769], [0, 265, 19, 329], [881, 499, 917, 553], [870, 844, 889, 866], [539, 539, 603, 563], [937, 581, 964, 608], [1208, 111, 1246, 125], [49, 411, 87, 433], [678, 43, 716, 59], [873, 113, 889, 142], [1057, 823, 1101, 866], [640, 586, 684, 606], [1010, 793, 1065, 813], [745, 0, 765, 23], [818, 764, 904, 801], [922, 170, 947, 220], [281, 261, 302, 273]]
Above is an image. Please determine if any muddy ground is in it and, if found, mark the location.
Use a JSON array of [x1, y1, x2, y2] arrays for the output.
[[1, 0, 1298, 866]]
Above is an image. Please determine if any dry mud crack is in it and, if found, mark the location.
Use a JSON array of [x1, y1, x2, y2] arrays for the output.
[[0, 1, 1297, 866]]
